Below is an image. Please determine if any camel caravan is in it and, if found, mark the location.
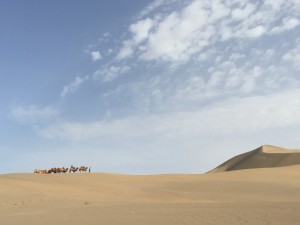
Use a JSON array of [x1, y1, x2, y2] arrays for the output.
[[34, 165, 90, 174]]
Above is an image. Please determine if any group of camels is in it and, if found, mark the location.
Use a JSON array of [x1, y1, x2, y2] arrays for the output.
[[34, 165, 90, 174]]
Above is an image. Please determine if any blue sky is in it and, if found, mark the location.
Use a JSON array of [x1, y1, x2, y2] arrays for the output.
[[1, 0, 300, 174]]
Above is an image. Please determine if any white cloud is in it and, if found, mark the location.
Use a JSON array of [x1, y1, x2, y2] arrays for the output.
[[174, 49, 296, 101], [231, 3, 256, 21], [61, 76, 88, 98], [10, 105, 59, 124], [282, 51, 298, 62], [137, 0, 183, 19], [115, 0, 300, 64], [245, 25, 266, 38], [138, 0, 165, 18], [282, 39, 300, 70], [283, 58, 300, 71], [130, 18, 155, 44], [270, 17, 300, 34], [116, 40, 134, 60], [117, 18, 155, 60], [93, 65, 131, 81], [39, 89, 300, 141], [139, 0, 230, 62], [102, 40, 299, 115], [90, 51, 102, 62], [118, 0, 231, 62]]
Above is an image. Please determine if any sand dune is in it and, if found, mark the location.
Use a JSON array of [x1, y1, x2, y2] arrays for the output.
[[209, 144, 300, 173], [1, 145, 300, 225]]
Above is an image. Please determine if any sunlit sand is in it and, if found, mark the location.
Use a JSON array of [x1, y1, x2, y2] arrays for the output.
[[1, 145, 300, 225]]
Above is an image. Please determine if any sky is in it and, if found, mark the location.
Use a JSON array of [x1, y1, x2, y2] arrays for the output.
[[1, 0, 300, 174]]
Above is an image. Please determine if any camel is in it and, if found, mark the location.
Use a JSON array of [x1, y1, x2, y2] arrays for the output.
[[34, 169, 47, 174], [61, 167, 69, 173], [79, 166, 88, 173], [49, 167, 58, 173], [69, 166, 79, 173], [34, 165, 88, 174], [47, 167, 68, 174]]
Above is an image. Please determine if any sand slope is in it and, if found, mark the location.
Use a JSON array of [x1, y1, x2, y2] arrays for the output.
[[1, 145, 300, 225], [209, 144, 300, 173]]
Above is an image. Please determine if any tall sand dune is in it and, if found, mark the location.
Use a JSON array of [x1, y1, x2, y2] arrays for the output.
[[1, 145, 300, 225], [209, 144, 300, 173]]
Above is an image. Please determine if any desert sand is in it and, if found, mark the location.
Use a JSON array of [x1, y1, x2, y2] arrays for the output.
[[1, 145, 300, 225], [209, 144, 300, 172]]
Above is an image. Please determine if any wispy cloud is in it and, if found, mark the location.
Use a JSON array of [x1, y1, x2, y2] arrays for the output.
[[10, 105, 59, 124], [39, 89, 300, 141], [117, 0, 300, 65], [93, 65, 131, 82], [282, 39, 300, 70], [137, 0, 184, 19], [270, 17, 300, 34], [60, 76, 89, 98], [56, 0, 300, 126]]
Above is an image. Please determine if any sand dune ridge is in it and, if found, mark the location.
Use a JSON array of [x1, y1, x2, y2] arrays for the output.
[[209, 144, 300, 173]]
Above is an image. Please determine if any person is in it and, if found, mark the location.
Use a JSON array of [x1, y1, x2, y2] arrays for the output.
[[89, 167, 91, 173]]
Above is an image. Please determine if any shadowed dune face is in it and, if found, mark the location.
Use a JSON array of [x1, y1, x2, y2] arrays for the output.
[[209, 145, 300, 173]]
